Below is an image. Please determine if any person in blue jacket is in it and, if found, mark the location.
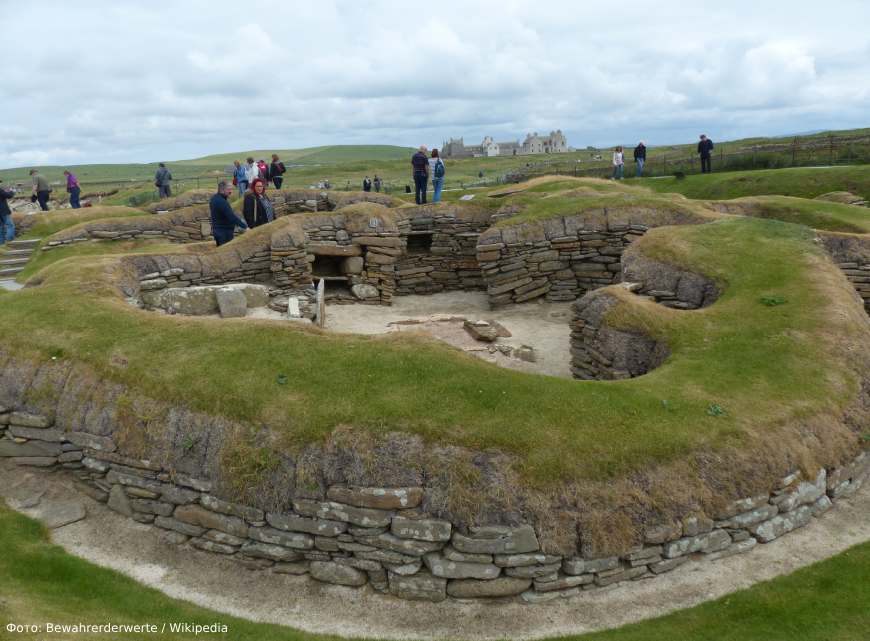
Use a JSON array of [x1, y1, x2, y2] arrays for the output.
[[209, 181, 247, 246], [698, 134, 714, 173]]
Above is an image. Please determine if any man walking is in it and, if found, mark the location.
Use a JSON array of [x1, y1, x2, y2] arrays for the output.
[[698, 135, 714, 173], [0, 180, 16, 244], [411, 145, 429, 205], [64, 170, 81, 208], [269, 154, 286, 189], [373, 175, 382, 192], [30, 169, 50, 211], [633, 141, 647, 177], [155, 163, 173, 198], [209, 181, 248, 246]]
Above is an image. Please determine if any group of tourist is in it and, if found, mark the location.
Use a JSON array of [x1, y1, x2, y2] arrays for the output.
[[231, 155, 287, 198], [410, 146, 446, 205], [361, 175, 383, 192], [611, 135, 714, 180]]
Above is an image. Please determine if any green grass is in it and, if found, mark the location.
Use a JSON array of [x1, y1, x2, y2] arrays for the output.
[[713, 195, 870, 234], [0, 213, 862, 487], [644, 165, 870, 201], [14, 206, 148, 240], [2, 501, 869, 641], [14, 240, 178, 283]]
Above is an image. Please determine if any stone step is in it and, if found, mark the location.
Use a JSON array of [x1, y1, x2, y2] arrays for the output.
[[0, 266, 24, 277], [6, 238, 41, 249], [1, 249, 33, 257], [0, 258, 29, 266]]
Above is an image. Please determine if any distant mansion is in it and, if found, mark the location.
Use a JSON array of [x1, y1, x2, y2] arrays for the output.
[[441, 130, 571, 158]]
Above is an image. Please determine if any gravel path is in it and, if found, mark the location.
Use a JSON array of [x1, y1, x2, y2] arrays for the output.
[[2, 462, 869, 640]]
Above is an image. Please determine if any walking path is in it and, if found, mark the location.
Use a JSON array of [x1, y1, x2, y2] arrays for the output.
[[2, 462, 869, 640], [0, 238, 40, 289]]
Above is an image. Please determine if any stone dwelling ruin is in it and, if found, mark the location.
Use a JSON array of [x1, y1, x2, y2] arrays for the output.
[[2, 176, 870, 606]]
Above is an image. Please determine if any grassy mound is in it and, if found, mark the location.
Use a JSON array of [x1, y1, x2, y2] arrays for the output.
[[12, 206, 147, 239], [1, 210, 866, 488], [644, 165, 870, 201], [1, 501, 869, 640], [710, 196, 870, 234]]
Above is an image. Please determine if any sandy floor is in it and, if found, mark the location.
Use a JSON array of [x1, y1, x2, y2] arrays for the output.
[[324, 292, 574, 379], [2, 461, 868, 640]]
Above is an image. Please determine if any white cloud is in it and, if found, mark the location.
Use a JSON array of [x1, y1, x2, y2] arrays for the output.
[[1, 0, 869, 167]]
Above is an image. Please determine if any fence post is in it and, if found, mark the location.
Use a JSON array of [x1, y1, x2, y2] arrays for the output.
[[829, 135, 834, 165], [792, 138, 797, 167]]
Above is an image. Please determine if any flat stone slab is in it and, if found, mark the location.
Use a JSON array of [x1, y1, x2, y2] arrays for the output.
[[36, 500, 87, 529]]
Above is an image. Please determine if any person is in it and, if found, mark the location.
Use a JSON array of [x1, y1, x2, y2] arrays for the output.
[[0, 179, 16, 245], [373, 175, 382, 192], [362, 176, 372, 192], [209, 181, 248, 246], [233, 160, 248, 197], [612, 146, 625, 180], [269, 154, 286, 189], [411, 145, 429, 205], [429, 149, 445, 203], [64, 170, 81, 208], [242, 178, 275, 228], [154, 163, 172, 199], [244, 158, 258, 186], [633, 141, 647, 178], [256, 159, 269, 182], [30, 169, 51, 211], [698, 134, 714, 173]]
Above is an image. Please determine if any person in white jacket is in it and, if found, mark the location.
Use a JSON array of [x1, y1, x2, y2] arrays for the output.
[[244, 157, 258, 186], [612, 146, 625, 180]]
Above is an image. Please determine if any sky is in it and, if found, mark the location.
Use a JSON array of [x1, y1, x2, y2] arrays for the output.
[[2, 0, 869, 168]]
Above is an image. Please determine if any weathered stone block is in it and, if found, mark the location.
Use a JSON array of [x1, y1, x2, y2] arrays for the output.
[[388, 571, 447, 602], [447, 576, 531, 598], [749, 505, 813, 543], [247, 526, 314, 550], [326, 486, 423, 510], [8, 412, 51, 428], [534, 574, 592, 591], [423, 553, 500, 579], [451, 525, 538, 555], [391, 516, 451, 542], [200, 495, 265, 522], [310, 561, 368, 587], [174, 504, 249, 538], [240, 542, 302, 562], [562, 556, 620, 575], [216, 287, 247, 318], [266, 512, 347, 537]]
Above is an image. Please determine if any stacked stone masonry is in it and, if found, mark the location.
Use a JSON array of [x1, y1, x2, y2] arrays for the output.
[[2, 405, 867, 604]]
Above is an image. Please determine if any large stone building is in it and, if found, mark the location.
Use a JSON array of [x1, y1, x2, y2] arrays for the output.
[[441, 130, 570, 158]]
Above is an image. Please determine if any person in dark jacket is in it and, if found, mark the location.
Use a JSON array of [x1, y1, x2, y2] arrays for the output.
[[698, 134, 714, 173], [633, 141, 647, 177], [30, 169, 51, 211], [411, 146, 429, 205], [209, 181, 248, 246], [269, 154, 286, 189], [155, 163, 172, 198], [0, 179, 16, 244], [362, 176, 372, 192], [242, 178, 275, 228]]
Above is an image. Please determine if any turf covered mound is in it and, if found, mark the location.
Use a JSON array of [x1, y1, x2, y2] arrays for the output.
[[0, 175, 868, 585]]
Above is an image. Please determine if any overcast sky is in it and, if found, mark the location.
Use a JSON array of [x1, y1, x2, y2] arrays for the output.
[[2, 0, 869, 168]]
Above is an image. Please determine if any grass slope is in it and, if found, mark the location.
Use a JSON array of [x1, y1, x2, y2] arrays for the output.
[[0, 213, 864, 487], [644, 165, 870, 201], [1, 502, 869, 641]]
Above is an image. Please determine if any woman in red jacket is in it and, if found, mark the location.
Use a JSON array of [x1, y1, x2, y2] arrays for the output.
[[242, 179, 275, 228]]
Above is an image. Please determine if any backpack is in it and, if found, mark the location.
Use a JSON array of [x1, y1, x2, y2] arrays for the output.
[[434, 159, 445, 179]]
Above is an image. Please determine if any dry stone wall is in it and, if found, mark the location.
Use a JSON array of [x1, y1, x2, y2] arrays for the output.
[[820, 233, 870, 316], [0, 356, 867, 604], [476, 218, 648, 307]]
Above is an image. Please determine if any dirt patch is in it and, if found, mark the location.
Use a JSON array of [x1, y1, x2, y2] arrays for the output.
[[324, 292, 573, 378], [3, 461, 869, 641]]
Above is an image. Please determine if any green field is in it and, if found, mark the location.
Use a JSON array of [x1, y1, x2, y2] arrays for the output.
[[3, 127, 869, 210], [2, 502, 869, 641]]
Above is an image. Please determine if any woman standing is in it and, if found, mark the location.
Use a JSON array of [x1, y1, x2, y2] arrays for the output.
[[612, 146, 625, 180], [242, 179, 275, 228], [429, 149, 445, 203]]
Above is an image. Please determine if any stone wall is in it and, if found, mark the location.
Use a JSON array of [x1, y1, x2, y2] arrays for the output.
[[570, 246, 719, 381], [476, 217, 649, 307], [1, 400, 867, 603], [820, 233, 870, 316], [393, 206, 489, 295], [44, 205, 213, 250]]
